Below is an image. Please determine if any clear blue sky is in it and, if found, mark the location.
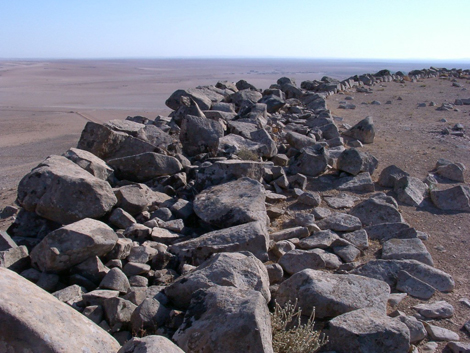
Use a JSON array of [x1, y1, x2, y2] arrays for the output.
[[1, 0, 470, 60]]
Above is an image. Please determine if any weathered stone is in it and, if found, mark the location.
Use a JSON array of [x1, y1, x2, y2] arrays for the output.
[[63, 147, 114, 181], [230, 89, 263, 107], [0, 231, 17, 252], [71, 256, 109, 284], [276, 269, 390, 318], [0, 268, 120, 352], [53, 284, 86, 308], [424, 323, 460, 341], [333, 243, 361, 262], [378, 165, 410, 188], [382, 238, 433, 266], [266, 263, 284, 284], [173, 287, 273, 353], [100, 267, 130, 294], [109, 208, 136, 229], [194, 177, 268, 228], [335, 172, 375, 193], [337, 148, 378, 176], [324, 193, 359, 209], [350, 193, 404, 226], [118, 335, 185, 353], [353, 259, 454, 292], [83, 289, 120, 306], [165, 252, 270, 309], [298, 230, 340, 249], [413, 301, 454, 319], [170, 221, 269, 264], [180, 115, 224, 157], [325, 308, 410, 353], [396, 270, 435, 300], [394, 176, 428, 206], [130, 298, 170, 334], [435, 159, 466, 182], [165, 88, 212, 111], [341, 229, 369, 250], [447, 341, 470, 353], [285, 131, 316, 150], [297, 191, 321, 207], [278, 249, 326, 275], [108, 152, 182, 182], [17, 155, 117, 224], [395, 312, 427, 343], [30, 218, 118, 272], [103, 297, 137, 331], [343, 116, 375, 144], [115, 183, 171, 216], [317, 213, 362, 232], [289, 145, 329, 177], [82, 305, 104, 324], [430, 185, 470, 212], [0, 245, 29, 272], [270, 227, 309, 241], [271, 240, 296, 258], [365, 222, 411, 242]]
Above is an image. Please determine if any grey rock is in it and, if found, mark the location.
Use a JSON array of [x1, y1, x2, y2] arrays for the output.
[[325, 308, 410, 353], [108, 152, 182, 182], [250, 129, 278, 158], [435, 159, 466, 182], [180, 115, 224, 157], [413, 301, 454, 319], [343, 116, 375, 144], [53, 284, 85, 307], [71, 256, 109, 284], [317, 213, 362, 232], [276, 269, 390, 318], [170, 221, 269, 265], [173, 287, 273, 353], [310, 248, 342, 269], [266, 263, 284, 284], [424, 323, 460, 341], [341, 229, 369, 250], [103, 297, 137, 331], [100, 267, 131, 294], [230, 89, 263, 107], [109, 208, 136, 229], [123, 262, 151, 277], [395, 312, 427, 343], [194, 177, 268, 228], [430, 185, 470, 212], [107, 238, 133, 260], [378, 165, 410, 188], [324, 193, 359, 209], [118, 335, 185, 353], [352, 259, 454, 292], [30, 218, 118, 272], [297, 191, 322, 207], [115, 183, 171, 216], [394, 176, 428, 206], [388, 293, 408, 307], [63, 147, 114, 181], [350, 193, 404, 226], [285, 131, 316, 150], [396, 270, 435, 299], [334, 172, 375, 193], [337, 148, 378, 176], [298, 230, 340, 249], [382, 238, 433, 266], [271, 240, 296, 258], [447, 341, 470, 353], [165, 251, 270, 309], [312, 207, 331, 219], [333, 243, 361, 262], [17, 155, 117, 224], [130, 298, 170, 334], [278, 249, 326, 275], [165, 88, 212, 111], [270, 226, 309, 241], [0, 268, 121, 353], [365, 222, 411, 243], [0, 245, 29, 272], [129, 275, 148, 287], [83, 289, 120, 306], [289, 145, 329, 177], [82, 305, 104, 324], [421, 341, 438, 353]]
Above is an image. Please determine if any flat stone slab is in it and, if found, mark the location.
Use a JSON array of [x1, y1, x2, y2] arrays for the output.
[[382, 238, 434, 266], [323, 192, 360, 209], [396, 270, 435, 300], [413, 300, 454, 319], [316, 213, 362, 232], [424, 323, 460, 341]]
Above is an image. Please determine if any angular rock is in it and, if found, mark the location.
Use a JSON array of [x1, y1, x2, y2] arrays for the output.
[[165, 88, 212, 111], [335, 172, 375, 193], [63, 147, 114, 181], [297, 191, 321, 207], [430, 185, 470, 212], [17, 155, 117, 224], [165, 252, 270, 309], [325, 308, 410, 353], [270, 226, 309, 241], [100, 267, 131, 294], [413, 301, 454, 319], [173, 287, 273, 353], [108, 152, 182, 182], [337, 148, 379, 176], [118, 335, 185, 353], [109, 208, 136, 229], [298, 230, 340, 249], [278, 249, 326, 275], [276, 269, 390, 318], [194, 177, 268, 228], [0, 245, 29, 272], [317, 213, 362, 232], [115, 183, 171, 216], [365, 222, 411, 242], [350, 193, 404, 226], [180, 115, 224, 157], [353, 259, 454, 292], [435, 159, 466, 182], [395, 312, 427, 343], [396, 270, 435, 300], [382, 238, 433, 266], [0, 268, 120, 352], [343, 116, 375, 144], [289, 145, 329, 177], [378, 165, 410, 188], [103, 297, 137, 330], [170, 221, 269, 264], [447, 341, 470, 353], [285, 131, 316, 150], [130, 298, 170, 334], [394, 176, 428, 206], [324, 193, 359, 209], [30, 218, 118, 272], [424, 323, 460, 341], [341, 229, 369, 250]]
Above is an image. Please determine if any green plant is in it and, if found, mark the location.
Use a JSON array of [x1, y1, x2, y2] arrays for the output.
[[271, 300, 328, 353], [236, 148, 259, 161]]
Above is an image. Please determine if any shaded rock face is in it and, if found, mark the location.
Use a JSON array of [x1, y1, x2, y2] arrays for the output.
[[343, 116, 375, 143], [179, 115, 224, 156], [30, 218, 118, 272], [0, 268, 121, 353], [275, 269, 390, 319], [289, 145, 329, 177], [17, 155, 117, 224], [194, 177, 268, 228], [63, 147, 114, 181], [118, 335, 185, 353], [350, 193, 404, 226], [430, 185, 470, 212], [165, 252, 270, 309], [173, 287, 273, 353]]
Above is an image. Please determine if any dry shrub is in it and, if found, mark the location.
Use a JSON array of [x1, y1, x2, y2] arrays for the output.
[[236, 148, 260, 161], [271, 299, 328, 353]]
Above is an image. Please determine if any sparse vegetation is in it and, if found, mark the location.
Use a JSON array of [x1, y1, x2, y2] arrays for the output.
[[236, 148, 260, 161], [271, 300, 328, 353]]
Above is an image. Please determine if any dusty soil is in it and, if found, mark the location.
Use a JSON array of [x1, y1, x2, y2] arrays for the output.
[[1, 60, 469, 351]]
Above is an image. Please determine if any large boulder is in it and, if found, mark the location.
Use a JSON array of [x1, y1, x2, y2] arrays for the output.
[[343, 116, 375, 144], [289, 145, 329, 177], [350, 193, 404, 226], [173, 287, 273, 353], [194, 177, 268, 228], [325, 308, 410, 353], [165, 252, 270, 309], [165, 88, 212, 111], [394, 176, 428, 207], [275, 269, 390, 319], [337, 148, 378, 176], [118, 336, 184, 353], [108, 152, 182, 182], [434, 159, 466, 182], [30, 218, 118, 272], [0, 268, 120, 352], [430, 185, 470, 212], [169, 221, 269, 264], [179, 115, 224, 157], [17, 155, 117, 224]]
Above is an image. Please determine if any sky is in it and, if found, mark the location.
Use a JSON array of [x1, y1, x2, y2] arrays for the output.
[[1, 0, 470, 60]]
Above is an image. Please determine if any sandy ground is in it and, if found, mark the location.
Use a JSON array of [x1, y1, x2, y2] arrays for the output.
[[1, 59, 469, 350]]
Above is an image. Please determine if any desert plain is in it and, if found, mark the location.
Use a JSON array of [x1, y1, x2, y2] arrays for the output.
[[0, 58, 469, 351]]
